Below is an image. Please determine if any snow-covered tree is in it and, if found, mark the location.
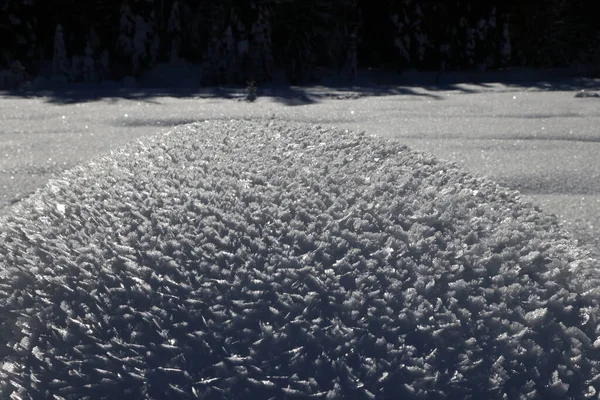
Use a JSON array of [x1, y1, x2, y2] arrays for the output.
[[0, 0, 38, 70], [69, 55, 84, 82], [271, 0, 344, 84], [234, 11, 249, 84], [131, 14, 152, 72], [118, 0, 160, 75], [390, 2, 431, 69], [168, 1, 186, 63], [500, 17, 512, 66], [413, 4, 427, 62], [202, 25, 223, 85], [345, 30, 358, 82], [83, 43, 97, 82], [339, 2, 360, 82], [201, 6, 254, 86], [118, 2, 135, 60], [391, 13, 413, 67], [6, 60, 27, 89], [223, 24, 236, 82], [98, 49, 110, 81], [87, 26, 101, 53], [464, 24, 476, 66], [454, 6, 504, 70], [250, 4, 273, 83], [52, 24, 69, 78], [391, 14, 410, 64]]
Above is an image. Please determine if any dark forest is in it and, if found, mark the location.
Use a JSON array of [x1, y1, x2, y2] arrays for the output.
[[1, 0, 599, 86]]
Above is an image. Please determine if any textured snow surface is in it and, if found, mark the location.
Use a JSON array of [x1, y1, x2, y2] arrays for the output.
[[1, 119, 600, 399]]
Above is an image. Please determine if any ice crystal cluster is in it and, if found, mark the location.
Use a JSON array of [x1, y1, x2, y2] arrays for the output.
[[1, 119, 600, 399]]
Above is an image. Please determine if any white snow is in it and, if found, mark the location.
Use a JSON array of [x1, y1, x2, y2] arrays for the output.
[[0, 70, 598, 254]]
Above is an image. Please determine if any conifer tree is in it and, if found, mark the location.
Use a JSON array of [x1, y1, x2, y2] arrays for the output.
[[250, 4, 273, 83], [69, 55, 84, 82], [500, 17, 512, 66], [390, 13, 410, 65], [99, 49, 111, 81], [118, 1, 135, 64], [168, 1, 185, 63], [344, 30, 358, 82], [339, 1, 360, 82], [234, 10, 250, 84], [83, 43, 97, 82], [202, 25, 223, 85], [271, 0, 352, 83], [52, 24, 69, 79], [390, 1, 431, 69], [118, 0, 159, 75], [223, 24, 237, 82], [1, 0, 39, 70]]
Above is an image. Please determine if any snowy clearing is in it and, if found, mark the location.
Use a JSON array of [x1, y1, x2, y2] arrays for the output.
[[1, 77, 599, 254], [1, 119, 600, 399]]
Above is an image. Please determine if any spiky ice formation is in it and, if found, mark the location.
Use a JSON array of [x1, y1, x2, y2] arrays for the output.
[[1, 119, 600, 400]]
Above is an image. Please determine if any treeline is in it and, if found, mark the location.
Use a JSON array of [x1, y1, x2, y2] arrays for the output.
[[1, 0, 599, 85]]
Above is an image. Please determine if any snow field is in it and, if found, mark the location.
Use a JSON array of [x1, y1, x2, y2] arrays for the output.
[[1, 119, 600, 399]]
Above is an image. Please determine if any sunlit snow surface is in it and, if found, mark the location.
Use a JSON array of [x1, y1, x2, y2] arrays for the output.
[[1, 119, 600, 399], [1, 80, 599, 254]]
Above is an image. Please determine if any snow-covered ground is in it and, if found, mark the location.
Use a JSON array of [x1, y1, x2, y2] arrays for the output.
[[1, 72, 599, 255], [2, 119, 600, 399]]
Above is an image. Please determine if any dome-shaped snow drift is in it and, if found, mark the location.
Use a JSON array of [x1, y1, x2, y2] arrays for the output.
[[1, 119, 600, 400]]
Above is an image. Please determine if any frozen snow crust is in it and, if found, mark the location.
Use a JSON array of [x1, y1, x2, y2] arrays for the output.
[[2, 119, 600, 399]]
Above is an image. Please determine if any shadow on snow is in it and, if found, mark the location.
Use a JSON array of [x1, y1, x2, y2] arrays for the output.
[[2, 68, 597, 105]]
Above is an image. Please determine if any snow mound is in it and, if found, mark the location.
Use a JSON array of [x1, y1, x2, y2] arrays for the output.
[[1, 119, 600, 399]]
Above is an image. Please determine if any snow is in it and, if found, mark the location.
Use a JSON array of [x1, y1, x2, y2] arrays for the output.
[[0, 70, 599, 252], [1, 119, 600, 398]]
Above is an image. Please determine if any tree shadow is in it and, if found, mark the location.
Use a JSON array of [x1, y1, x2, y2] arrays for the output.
[[0, 86, 240, 105], [419, 68, 600, 94], [490, 134, 600, 143], [112, 117, 203, 128], [261, 86, 318, 105], [1, 81, 447, 105], [0, 67, 598, 105], [263, 83, 447, 105]]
